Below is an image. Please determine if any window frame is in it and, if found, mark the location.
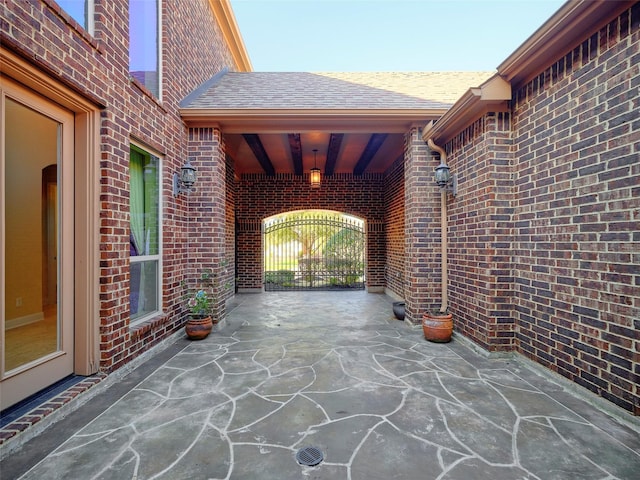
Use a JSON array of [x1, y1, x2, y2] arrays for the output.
[[129, 142, 163, 326]]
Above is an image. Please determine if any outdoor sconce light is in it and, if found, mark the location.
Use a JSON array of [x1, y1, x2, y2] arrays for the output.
[[310, 149, 321, 188], [173, 160, 197, 197], [435, 161, 457, 197]]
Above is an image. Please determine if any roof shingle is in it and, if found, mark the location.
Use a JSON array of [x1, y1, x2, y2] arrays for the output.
[[181, 71, 495, 110]]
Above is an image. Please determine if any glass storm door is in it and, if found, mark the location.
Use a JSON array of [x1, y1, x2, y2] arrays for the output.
[[1, 80, 75, 410]]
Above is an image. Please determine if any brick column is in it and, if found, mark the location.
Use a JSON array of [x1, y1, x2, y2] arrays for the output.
[[187, 127, 229, 321], [446, 113, 515, 351], [236, 219, 263, 292], [404, 127, 441, 324]]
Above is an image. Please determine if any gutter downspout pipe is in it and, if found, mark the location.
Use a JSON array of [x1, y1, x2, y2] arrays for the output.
[[426, 138, 449, 314]]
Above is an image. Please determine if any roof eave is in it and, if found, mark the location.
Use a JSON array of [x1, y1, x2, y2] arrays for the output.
[[180, 108, 449, 133], [498, 0, 634, 86], [422, 74, 511, 144], [209, 0, 252, 72], [423, 1, 633, 144]]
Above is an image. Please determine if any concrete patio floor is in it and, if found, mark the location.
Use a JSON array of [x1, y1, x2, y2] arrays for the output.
[[2, 291, 640, 479]]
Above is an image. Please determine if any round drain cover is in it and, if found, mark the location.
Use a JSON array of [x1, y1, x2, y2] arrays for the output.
[[296, 446, 324, 466]]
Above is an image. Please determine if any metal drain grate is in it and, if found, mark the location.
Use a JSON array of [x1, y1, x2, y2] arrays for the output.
[[296, 446, 324, 466]]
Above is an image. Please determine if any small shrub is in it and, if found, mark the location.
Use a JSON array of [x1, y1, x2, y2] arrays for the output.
[[265, 270, 295, 285]]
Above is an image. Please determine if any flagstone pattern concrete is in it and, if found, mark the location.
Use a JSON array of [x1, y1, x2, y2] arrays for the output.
[[10, 292, 640, 479]]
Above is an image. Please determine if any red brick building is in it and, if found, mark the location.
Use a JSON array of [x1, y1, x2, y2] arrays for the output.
[[421, 1, 639, 414], [1, 0, 638, 449], [1, 0, 250, 413]]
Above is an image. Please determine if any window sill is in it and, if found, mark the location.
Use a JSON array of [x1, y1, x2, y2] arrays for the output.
[[129, 77, 168, 113], [129, 312, 170, 341], [42, 0, 102, 53]]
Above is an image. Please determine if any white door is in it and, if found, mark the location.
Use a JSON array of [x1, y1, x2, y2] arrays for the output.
[[0, 79, 75, 410]]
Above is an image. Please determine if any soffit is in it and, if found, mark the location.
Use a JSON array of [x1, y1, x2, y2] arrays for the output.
[[422, 74, 512, 144]]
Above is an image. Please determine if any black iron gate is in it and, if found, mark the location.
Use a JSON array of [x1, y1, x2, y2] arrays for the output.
[[264, 212, 365, 291]]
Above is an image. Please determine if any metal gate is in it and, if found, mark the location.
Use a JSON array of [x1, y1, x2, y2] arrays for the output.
[[264, 212, 365, 291]]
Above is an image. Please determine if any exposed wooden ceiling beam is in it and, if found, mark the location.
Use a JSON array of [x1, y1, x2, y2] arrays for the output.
[[288, 133, 303, 175], [324, 133, 343, 176], [242, 134, 275, 176], [353, 133, 387, 175]]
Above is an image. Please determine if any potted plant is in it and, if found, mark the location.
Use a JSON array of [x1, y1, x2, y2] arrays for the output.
[[422, 308, 453, 343], [392, 301, 405, 320], [183, 270, 216, 340]]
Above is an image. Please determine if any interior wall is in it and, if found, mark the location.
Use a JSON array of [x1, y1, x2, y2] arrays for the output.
[[4, 99, 57, 321]]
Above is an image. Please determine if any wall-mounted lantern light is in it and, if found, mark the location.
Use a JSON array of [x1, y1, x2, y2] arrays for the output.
[[310, 149, 321, 188], [435, 161, 457, 197], [173, 160, 197, 197]]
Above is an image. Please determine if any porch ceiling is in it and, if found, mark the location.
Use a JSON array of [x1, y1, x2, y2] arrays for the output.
[[224, 131, 407, 175], [180, 71, 494, 175]]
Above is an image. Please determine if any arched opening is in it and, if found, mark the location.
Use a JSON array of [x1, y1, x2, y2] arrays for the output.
[[263, 209, 366, 291]]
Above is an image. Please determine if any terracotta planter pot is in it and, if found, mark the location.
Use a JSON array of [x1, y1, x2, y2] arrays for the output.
[[422, 312, 453, 343], [185, 316, 213, 340]]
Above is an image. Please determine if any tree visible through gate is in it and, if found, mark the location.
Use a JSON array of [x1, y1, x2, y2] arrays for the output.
[[263, 210, 366, 291]]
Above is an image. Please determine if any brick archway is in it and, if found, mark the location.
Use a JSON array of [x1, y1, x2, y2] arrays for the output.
[[235, 174, 386, 293], [263, 210, 366, 291]]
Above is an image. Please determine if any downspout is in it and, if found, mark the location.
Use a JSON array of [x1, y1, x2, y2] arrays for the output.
[[426, 138, 449, 314]]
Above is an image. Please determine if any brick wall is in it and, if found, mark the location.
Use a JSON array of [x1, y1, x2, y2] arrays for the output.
[[6, 0, 638, 418], [235, 173, 386, 291], [185, 128, 234, 319], [444, 113, 516, 351], [384, 156, 405, 298], [404, 128, 441, 323], [2, 0, 237, 371], [226, 154, 237, 294], [441, 4, 639, 414], [511, 4, 640, 414]]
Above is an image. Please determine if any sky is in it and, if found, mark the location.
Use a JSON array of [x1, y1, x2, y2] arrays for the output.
[[230, 0, 567, 72]]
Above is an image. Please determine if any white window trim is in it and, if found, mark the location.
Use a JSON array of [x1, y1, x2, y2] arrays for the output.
[[57, 0, 95, 35], [87, 0, 95, 36], [129, 142, 163, 327], [157, 0, 163, 101]]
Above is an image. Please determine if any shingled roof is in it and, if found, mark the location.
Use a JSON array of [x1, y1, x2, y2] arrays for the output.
[[181, 71, 495, 110]]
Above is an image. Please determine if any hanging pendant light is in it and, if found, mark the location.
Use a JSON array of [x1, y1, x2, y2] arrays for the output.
[[310, 149, 321, 188]]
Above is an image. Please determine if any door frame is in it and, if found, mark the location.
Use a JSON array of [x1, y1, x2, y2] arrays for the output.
[[43, 164, 58, 307], [1, 78, 75, 408], [1, 48, 100, 408]]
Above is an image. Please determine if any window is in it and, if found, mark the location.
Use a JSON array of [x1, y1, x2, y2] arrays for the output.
[[129, 0, 160, 98], [57, 0, 93, 33], [129, 144, 161, 323]]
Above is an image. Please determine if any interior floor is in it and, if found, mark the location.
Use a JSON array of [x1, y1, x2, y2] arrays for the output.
[[4, 305, 57, 371]]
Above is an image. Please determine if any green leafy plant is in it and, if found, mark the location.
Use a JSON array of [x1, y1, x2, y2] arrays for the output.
[[182, 269, 217, 319], [265, 270, 295, 285], [182, 263, 233, 320], [187, 288, 212, 318]]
